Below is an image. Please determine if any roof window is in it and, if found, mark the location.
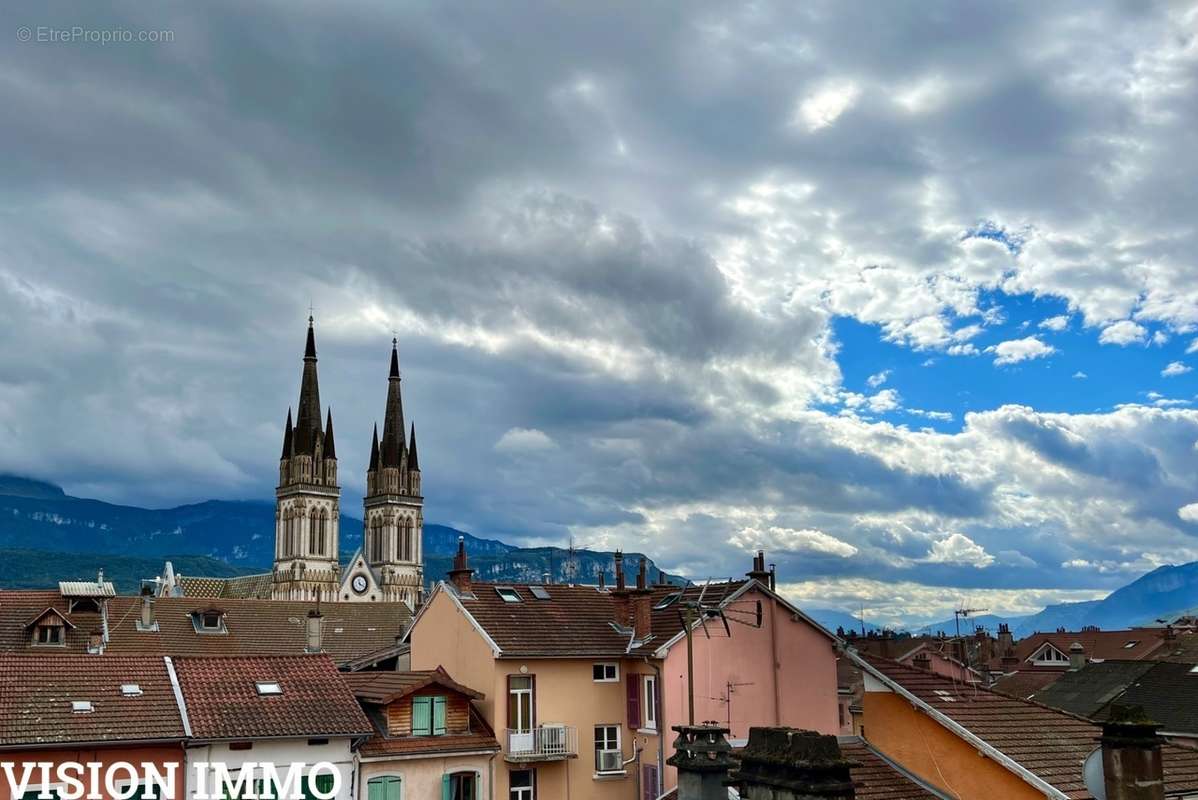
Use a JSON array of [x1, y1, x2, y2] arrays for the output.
[[72, 700, 94, 713], [120, 684, 143, 697], [255, 681, 283, 696], [1123, 640, 1140, 649], [495, 587, 522, 603], [530, 586, 551, 600], [932, 690, 956, 703], [654, 593, 680, 610]]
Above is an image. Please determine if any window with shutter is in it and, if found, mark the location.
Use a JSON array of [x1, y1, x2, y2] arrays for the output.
[[433, 695, 447, 735], [413, 696, 432, 736], [626, 674, 641, 729], [367, 777, 401, 800], [302, 774, 337, 800]]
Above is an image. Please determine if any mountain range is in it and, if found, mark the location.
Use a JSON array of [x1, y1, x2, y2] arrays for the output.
[[0, 475, 674, 593]]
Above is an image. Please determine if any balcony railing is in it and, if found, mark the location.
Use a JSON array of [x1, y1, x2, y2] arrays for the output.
[[504, 725, 578, 762]]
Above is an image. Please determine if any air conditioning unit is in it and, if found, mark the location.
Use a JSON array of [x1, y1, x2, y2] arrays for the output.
[[541, 723, 566, 754], [596, 749, 623, 773]]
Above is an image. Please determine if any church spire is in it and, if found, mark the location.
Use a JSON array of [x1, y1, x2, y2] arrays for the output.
[[380, 338, 405, 468], [368, 424, 380, 471], [323, 408, 336, 459], [280, 408, 293, 459], [408, 423, 419, 471], [293, 316, 323, 455]]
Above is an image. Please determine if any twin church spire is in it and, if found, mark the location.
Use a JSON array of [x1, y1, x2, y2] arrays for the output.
[[271, 319, 424, 605]]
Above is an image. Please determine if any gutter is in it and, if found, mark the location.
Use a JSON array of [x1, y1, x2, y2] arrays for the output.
[[164, 656, 192, 738], [847, 648, 1070, 800]]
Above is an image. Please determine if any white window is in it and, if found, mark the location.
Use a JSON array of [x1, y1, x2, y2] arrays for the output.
[[509, 769, 534, 800], [496, 587, 522, 603], [508, 677, 533, 733], [121, 684, 143, 696], [71, 700, 94, 713], [642, 675, 657, 730], [595, 725, 621, 773], [592, 663, 618, 682], [1029, 644, 1069, 665], [255, 681, 283, 696]]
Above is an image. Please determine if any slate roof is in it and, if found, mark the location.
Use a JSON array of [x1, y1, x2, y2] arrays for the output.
[[1029, 660, 1157, 717], [1013, 629, 1166, 666], [989, 669, 1067, 700], [0, 591, 411, 665], [1089, 661, 1198, 734], [838, 737, 952, 799], [173, 654, 372, 741], [854, 651, 1198, 799], [0, 654, 186, 748]]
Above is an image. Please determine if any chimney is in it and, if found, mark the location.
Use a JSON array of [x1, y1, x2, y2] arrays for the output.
[[997, 623, 1013, 653], [768, 563, 776, 592], [137, 586, 158, 632], [598, 570, 606, 590], [87, 630, 103, 654], [668, 725, 737, 800], [447, 536, 475, 596], [614, 550, 626, 591], [912, 652, 931, 671], [1101, 706, 1165, 800], [746, 550, 771, 587], [306, 609, 323, 653], [1069, 641, 1086, 671], [637, 557, 647, 590], [727, 727, 857, 800]]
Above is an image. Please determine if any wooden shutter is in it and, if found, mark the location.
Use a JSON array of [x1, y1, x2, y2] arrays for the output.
[[627, 673, 641, 729], [441, 776, 451, 800], [413, 696, 432, 735], [433, 695, 447, 735], [473, 772, 481, 800], [642, 765, 658, 800], [366, 779, 385, 800]]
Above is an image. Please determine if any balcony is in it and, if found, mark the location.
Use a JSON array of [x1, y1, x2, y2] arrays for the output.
[[504, 725, 578, 763]]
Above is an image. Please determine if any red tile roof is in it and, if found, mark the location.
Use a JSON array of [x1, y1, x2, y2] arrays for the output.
[[838, 738, 950, 799], [1013, 630, 1166, 666], [172, 655, 372, 740], [855, 651, 1198, 799], [0, 591, 411, 665], [0, 654, 186, 748], [342, 667, 484, 703]]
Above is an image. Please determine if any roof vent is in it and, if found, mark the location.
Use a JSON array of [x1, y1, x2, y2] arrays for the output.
[[120, 684, 143, 697], [72, 700, 94, 713], [255, 681, 283, 696], [495, 587, 522, 603]]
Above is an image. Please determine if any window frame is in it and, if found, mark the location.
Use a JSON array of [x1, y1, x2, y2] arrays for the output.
[[594, 724, 622, 774], [641, 674, 657, 731], [508, 769, 535, 800], [592, 663, 619, 683], [366, 776, 401, 800], [507, 675, 535, 733], [445, 772, 476, 800], [34, 624, 65, 646]]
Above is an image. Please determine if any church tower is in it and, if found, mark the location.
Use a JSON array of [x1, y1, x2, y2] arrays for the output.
[[346, 339, 423, 604], [271, 317, 341, 602]]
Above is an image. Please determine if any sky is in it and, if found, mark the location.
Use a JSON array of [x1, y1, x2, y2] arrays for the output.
[[2, 1, 1198, 626]]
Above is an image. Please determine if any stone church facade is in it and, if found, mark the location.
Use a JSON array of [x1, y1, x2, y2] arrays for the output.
[[270, 318, 424, 606]]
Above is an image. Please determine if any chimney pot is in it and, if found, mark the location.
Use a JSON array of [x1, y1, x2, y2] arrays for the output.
[[1069, 641, 1086, 671], [448, 536, 475, 595], [614, 550, 626, 591]]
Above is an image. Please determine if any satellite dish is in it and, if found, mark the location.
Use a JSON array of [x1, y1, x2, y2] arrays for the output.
[[1083, 747, 1106, 800]]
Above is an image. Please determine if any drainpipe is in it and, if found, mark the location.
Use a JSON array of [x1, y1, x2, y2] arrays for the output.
[[769, 594, 781, 726], [487, 751, 496, 800]]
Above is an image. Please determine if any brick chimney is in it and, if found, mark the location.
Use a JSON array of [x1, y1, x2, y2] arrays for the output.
[[746, 550, 771, 586], [305, 608, 323, 653], [1069, 641, 1086, 671], [447, 536, 475, 596], [611, 552, 652, 640], [1101, 706, 1165, 800], [614, 549, 626, 590], [727, 727, 857, 800], [668, 725, 737, 800], [997, 622, 1013, 654]]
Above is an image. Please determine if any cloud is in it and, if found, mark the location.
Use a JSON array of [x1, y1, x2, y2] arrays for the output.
[[924, 533, 995, 568], [1188, 340, 1198, 355], [1039, 315, 1070, 332], [1180, 504, 1198, 523], [909, 409, 954, 422], [495, 427, 558, 453], [868, 389, 901, 413], [988, 336, 1056, 366], [1163, 361, 1192, 377], [1100, 320, 1149, 346], [796, 82, 860, 132], [1073, 371, 1088, 379], [732, 526, 858, 558], [867, 370, 891, 388]]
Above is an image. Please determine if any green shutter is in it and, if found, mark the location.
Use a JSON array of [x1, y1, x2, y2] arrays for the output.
[[413, 696, 432, 735], [433, 696, 447, 735], [367, 780, 386, 800], [303, 774, 336, 800], [473, 772, 482, 800], [441, 776, 451, 800]]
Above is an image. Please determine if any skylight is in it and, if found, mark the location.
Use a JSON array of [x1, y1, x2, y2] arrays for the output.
[[255, 681, 283, 696], [1123, 641, 1140, 649], [530, 586, 551, 600], [120, 684, 143, 696], [72, 700, 94, 713], [654, 593, 680, 610], [495, 587, 522, 603], [932, 690, 956, 703]]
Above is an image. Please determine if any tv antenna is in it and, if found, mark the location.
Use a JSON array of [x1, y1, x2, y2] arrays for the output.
[[675, 579, 765, 725]]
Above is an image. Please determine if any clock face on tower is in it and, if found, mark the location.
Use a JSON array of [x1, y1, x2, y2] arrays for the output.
[[352, 574, 368, 594]]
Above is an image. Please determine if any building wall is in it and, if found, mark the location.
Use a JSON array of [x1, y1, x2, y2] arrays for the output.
[[409, 590, 498, 724], [0, 744, 185, 800], [183, 737, 357, 800], [862, 691, 1043, 800], [358, 754, 494, 800]]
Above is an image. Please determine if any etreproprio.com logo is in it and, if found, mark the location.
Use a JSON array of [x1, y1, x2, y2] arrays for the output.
[[16, 26, 176, 44]]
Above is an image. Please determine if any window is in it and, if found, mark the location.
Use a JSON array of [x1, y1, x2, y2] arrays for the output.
[[197, 611, 225, 632], [642, 675, 657, 731], [121, 683, 143, 696], [35, 625, 64, 645], [508, 676, 534, 733], [255, 681, 283, 696], [71, 700, 94, 713], [529, 586, 551, 600], [366, 777, 400, 800], [594, 725, 622, 774], [444, 772, 478, 800], [302, 774, 335, 800], [508, 770, 534, 800], [593, 663, 618, 682], [1029, 644, 1069, 665], [1123, 640, 1140, 649], [413, 695, 447, 736], [495, 587, 522, 603], [653, 593, 680, 610]]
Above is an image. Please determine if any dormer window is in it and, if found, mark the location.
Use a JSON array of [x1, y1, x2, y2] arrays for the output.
[[35, 624, 64, 646], [1028, 643, 1070, 665], [191, 610, 228, 634]]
